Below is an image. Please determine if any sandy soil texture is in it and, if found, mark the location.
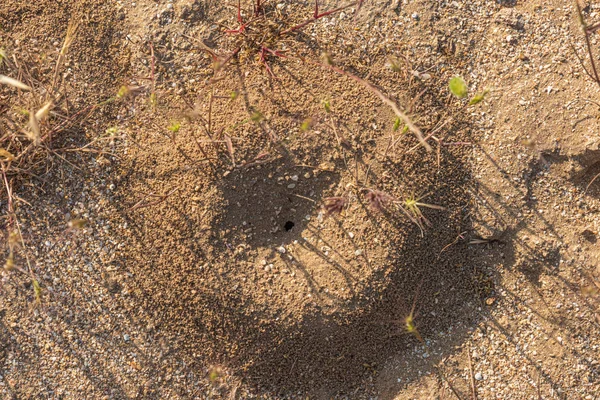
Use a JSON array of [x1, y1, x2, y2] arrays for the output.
[[1, 0, 599, 399]]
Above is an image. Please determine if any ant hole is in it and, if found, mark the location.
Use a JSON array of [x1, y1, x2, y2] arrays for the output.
[[284, 221, 295, 231]]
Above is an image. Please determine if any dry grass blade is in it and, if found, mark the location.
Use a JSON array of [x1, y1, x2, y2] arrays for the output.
[[35, 102, 53, 121], [0, 149, 15, 161], [224, 134, 236, 166], [28, 110, 42, 146], [51, 19, 79, 92], [0, 74, 32, 91]]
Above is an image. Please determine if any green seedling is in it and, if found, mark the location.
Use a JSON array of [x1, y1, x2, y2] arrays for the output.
[[387, 56, 402, 73], [469, 89, 490, 106], [168, 122, 181, 133], [403, 192, 445, 236], [322, 99, 331, 113], [149, 92, 158, 108], [392, 117, 409, 133], [449, 76, 468, 99], [300, 117, 313, 132], [4, 251, 15, 272], [32, 279, 42, 305]]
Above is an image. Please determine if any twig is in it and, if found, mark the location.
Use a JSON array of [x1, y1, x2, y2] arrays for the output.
[[575, 1, 600, 88], [467, 347, 478, 400]]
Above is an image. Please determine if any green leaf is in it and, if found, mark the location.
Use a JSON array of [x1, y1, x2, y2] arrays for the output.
[[168, 122, 181, 133], [449, 76, 468, 99], [323, 100, 331, 113], [469, 89, 490, 106], [300, 118, 313, 132], [393, 117, 401, 131]]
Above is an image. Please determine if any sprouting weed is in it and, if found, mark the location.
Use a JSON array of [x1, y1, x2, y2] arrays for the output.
[[116, 85, 144, 99], [404, 313, 424, 343], [4, 251, 15, 272], [448, 76, 468, 99], [105, 127, 119, 136], [364, 189, 394, 212], [208, 366, 225, 384], [168, 122, 181, 133], [116, 85, 129, 99], [387, 56, 402, 73], [32, 279, 42, 304], [403, 193, 445, 236], [392, 117, 402, 132], [323, 196, 347, 216], [322, 100, 331, 113], [469, 89, 490, 106], [149, 92, 158, 108], [8, 230, 21, 250], [300, 118, 313, 132], [230, 91, 239, 101]]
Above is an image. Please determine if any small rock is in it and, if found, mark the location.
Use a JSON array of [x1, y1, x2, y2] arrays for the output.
[[475, 372, 483, 381]]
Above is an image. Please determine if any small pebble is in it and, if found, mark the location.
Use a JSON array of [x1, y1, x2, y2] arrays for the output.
[[475, 372, 483, 381]]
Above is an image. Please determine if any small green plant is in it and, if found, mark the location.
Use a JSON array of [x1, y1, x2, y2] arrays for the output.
[[468, 89, 489, 105], [448, 76, 468, 99], [168, 121, 181, 133], [403, 192, 445, 236]]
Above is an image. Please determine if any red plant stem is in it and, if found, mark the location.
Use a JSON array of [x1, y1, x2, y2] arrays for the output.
[[259, 47, 276, 78], [281, 1, 359, 35]]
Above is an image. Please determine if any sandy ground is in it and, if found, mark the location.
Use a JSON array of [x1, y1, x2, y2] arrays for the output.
[[1, 0, 600, 399]]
